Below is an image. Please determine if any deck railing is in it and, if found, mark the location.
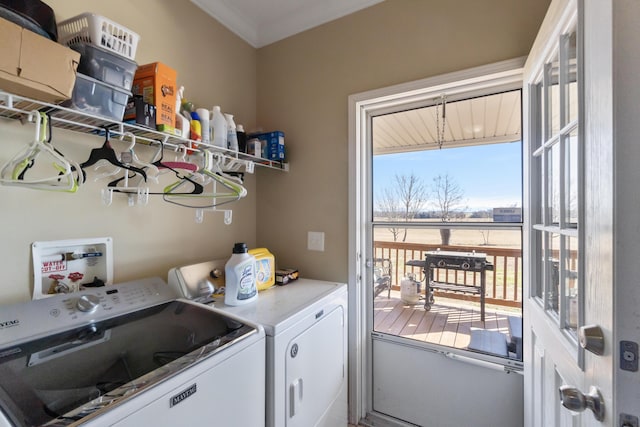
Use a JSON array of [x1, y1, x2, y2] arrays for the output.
[[373, 241, 522, 308]]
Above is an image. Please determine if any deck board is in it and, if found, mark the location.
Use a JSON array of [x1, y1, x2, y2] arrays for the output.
[[373, 292, 521, 354]]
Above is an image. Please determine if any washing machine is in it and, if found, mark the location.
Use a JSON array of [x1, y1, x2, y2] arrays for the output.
[[0, 277, 265, 427], [168, 261, 348, 427]]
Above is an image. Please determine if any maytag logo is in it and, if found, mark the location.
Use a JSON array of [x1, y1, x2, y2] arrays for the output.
[[170, 383, 197, 407], [0, 319, 19, 329]]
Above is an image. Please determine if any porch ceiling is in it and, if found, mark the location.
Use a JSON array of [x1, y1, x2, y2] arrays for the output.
[[372, 90, 522, 155]]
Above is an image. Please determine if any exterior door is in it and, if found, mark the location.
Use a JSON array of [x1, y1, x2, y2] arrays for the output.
[[349, 61, 527, 427], [522, 0, 637, 425]]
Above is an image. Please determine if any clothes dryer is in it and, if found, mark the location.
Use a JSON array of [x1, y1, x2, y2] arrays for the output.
[[169, 261, 348, 427]]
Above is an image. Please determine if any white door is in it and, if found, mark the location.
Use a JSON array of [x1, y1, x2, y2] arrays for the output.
[[349, 62, 527, 427], [522, 0, 638, 425]]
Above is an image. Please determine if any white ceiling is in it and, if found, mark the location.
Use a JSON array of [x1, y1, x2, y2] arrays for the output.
[[190, 0, 385, 48], [373, 91, 522, 155]]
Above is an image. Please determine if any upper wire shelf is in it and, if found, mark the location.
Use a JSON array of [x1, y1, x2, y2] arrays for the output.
[[0, 90, 289, 172]]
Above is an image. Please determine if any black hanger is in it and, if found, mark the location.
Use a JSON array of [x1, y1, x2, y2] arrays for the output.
[[80, 127, 147, 182], [107, 140, 203, 195]]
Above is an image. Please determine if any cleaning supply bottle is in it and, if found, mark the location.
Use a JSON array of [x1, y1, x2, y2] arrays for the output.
[[211, 105, 228, 149], [189, 111, 202, 142], [225, 113, 239, 152], [237, 124, 247, 153], [248, 247, 275, 291], [224, 242, 258, 305], [196, 108, 210, 143]]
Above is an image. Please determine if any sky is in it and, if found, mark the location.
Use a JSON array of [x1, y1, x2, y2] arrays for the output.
[[372, 141, 523, 211]]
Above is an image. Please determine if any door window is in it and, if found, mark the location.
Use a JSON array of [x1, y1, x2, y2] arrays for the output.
[[371, 90, 523, 361], [531, 24, 581, 337]]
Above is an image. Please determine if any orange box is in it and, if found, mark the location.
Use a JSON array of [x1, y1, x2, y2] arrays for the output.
[[131, 62, 177, 128]]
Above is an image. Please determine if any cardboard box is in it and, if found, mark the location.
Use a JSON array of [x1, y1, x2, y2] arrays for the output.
[[131, 62, 177, 128], [275, 268, 299, 285], [124, 95, 156, 128], [0, 17, 80, 103], [249, 131, 285, 160]]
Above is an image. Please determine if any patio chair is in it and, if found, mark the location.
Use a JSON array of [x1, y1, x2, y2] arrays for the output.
[[373, 258, 392, 298]]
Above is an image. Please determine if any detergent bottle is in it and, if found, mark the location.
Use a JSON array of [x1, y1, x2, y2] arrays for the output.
[[224, 243, 258, 305], [211, 105, 228, 149], [248, 247, 275, 291], [225, 113, 239, 152]]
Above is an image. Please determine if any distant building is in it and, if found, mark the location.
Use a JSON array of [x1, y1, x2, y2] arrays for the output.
[[493, 207, 522, 222]]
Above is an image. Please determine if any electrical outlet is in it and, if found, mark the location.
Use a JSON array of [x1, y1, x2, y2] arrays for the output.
[[307, 231, 325, 251]]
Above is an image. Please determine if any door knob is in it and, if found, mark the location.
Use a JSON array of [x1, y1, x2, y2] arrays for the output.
[[578, 325, 605, 355], [558, 385, 605, 421]]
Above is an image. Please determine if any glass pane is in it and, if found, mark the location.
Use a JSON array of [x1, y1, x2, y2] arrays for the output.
[[547, 232, 560, 315], [548, 143, 561, 225], [533, 82, 544, 151], [372, 142, 522, 223], [533, 231, 543, 299], [538, 154, 545, 224], [562, 29, 578, 125], [545, 53, 561, 137], [565, 128, 579, 226], [564, 236, 579, 332], [372, 225, 523, 360]]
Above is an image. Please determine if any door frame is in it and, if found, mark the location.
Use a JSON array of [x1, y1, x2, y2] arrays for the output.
[[347, 57, 526, 424]]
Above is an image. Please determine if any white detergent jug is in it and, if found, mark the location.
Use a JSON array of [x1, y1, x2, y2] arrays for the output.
[[211, 105, 228, 149], [224, 243, 258, 305]]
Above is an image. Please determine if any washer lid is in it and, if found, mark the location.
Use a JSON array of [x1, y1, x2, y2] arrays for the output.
[[0, 299, 257, 426]]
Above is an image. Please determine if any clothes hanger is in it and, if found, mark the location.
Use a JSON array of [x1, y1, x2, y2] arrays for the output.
[[153, 143, 199, 174], [79, 127, 147, 183], [107, 140, 204, 196], [42, 112, 84, 189], [119, 132, 160, 183], [162, 149, 247, 208], [0, 112, 79, 192]]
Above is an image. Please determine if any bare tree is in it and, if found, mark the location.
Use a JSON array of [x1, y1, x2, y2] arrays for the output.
[[376, 173, 428, 242], [377, 187, 402, 241], [432, 173, 465, 245], [479, 230, 491, 245]]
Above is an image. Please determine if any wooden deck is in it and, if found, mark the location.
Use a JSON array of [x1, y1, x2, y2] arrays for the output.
[[374, 290, 519, 351]]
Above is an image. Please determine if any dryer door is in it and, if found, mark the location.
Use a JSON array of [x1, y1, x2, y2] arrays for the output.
[[285, 306, 345, 427]]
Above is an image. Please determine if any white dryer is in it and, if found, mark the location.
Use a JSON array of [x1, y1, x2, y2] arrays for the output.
[[169, 262, 348, 427]]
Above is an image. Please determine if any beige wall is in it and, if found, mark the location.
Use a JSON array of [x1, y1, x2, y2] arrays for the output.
[[0, 0, 550, 303], [255, 0, 551, 283], [0, 0, 257, 303]]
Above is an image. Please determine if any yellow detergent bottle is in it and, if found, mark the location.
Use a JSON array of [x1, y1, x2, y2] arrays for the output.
[[249, 248, 275, 291]]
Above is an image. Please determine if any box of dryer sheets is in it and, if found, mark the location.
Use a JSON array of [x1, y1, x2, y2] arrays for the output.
[[0, 16, 80, 103], [249, 131, 285, 160], [131, 62, 177, 128]]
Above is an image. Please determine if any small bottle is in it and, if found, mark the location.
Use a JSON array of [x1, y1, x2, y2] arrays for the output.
[[211, 105, 228, 149], [196, 108, 210, 143], [224, 243, 258, 306], [189, 112, 202, 142], [237, 124, 247, 153], [225, 113, 239, 152]]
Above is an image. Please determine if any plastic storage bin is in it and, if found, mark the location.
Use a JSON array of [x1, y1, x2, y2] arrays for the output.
[[57, 13, 140, 60], [70, 42, 137, 91], [63, 73, 131, 121]]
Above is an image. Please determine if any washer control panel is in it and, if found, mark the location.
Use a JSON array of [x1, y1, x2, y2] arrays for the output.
[[0, 277, 176, 348]]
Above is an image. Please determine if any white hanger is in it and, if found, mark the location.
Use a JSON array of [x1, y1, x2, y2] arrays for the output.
[[0, 111, 81, 192]]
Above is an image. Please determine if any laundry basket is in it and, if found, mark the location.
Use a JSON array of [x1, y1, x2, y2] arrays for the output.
[[57, 13, 140, 60]]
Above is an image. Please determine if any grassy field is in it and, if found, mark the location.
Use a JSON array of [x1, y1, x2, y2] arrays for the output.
[[373, 223, 522, 249]]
